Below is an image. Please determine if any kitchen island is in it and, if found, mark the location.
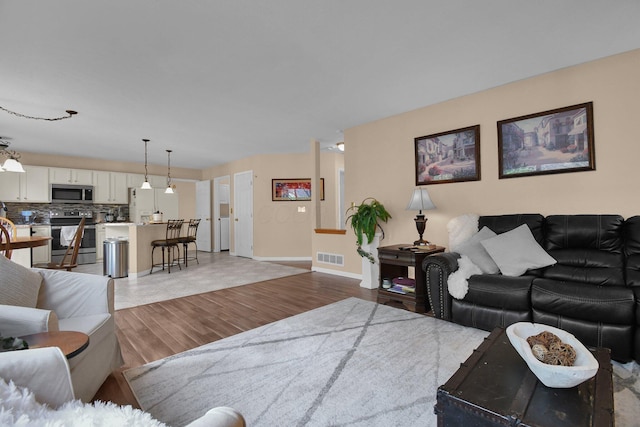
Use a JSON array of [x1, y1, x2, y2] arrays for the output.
[[104, 223, 184, 277]]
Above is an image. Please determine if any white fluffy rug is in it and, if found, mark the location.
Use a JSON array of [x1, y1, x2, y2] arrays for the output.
[[0, 379, 166, 427]]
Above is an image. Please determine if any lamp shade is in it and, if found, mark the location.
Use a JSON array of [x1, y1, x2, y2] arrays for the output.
[[140, 180, 152, 190], [406, 188, 436, 212], [2, 158, 26, 173], [165, 186, 174, 194]]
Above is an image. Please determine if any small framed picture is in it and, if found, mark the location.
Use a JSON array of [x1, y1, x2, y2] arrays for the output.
[[497, 102, 595, 179], [415, 125, 481, 185], [272, 178, 324, 201]]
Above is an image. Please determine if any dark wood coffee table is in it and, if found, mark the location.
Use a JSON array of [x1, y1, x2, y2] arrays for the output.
[[20, 331, 90, 359], [435, 327, 614, 426]]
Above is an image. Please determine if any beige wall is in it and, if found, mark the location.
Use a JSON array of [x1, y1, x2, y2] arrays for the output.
[[202, 150, 343, 259], [314, 48, 640, 276]]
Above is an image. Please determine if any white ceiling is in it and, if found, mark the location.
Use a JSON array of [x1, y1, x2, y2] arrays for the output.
[[1, 1, 639, 170]]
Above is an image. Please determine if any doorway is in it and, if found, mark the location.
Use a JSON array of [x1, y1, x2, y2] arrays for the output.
[[233, 170, 253, 258], [195, 180, 212, 252], [213, 175, 230, 253]]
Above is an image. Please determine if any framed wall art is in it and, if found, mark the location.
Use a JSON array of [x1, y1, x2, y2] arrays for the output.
[[497, 102, 595, 179], [272, 178, 324, 201], [415, 125, 480, 185]]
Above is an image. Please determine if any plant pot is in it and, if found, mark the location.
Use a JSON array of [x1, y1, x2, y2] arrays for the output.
[[359, 232, 381, 289]]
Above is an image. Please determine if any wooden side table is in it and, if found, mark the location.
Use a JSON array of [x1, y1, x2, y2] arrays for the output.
[[377, 244, 445, 313], [20, 331, 90, 359]]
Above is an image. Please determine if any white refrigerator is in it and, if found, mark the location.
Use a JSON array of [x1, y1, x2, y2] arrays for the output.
[[129, 188, 179, 223]]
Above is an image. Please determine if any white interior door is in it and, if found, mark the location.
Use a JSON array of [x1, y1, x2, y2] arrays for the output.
[[233, 170, 253, 258], [196, 180, 212, 252]]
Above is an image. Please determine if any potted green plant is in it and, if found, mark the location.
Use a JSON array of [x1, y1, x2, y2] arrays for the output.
[[346, 198, 392, 264]]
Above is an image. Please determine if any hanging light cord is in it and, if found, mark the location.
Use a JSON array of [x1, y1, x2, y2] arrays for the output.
[[166, 149, 172, 186], [143, 139, 150, 180], [0, 106, 77, 121]]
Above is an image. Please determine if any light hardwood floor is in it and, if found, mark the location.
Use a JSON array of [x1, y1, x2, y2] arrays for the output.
[[93, 260, 377, 407]]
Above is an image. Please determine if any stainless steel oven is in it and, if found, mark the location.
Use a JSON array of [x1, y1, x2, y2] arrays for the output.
[[50, 210, 96, 265]]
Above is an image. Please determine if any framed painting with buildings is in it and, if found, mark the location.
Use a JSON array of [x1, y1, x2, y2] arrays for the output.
[[497, 102, 595, 179], [272, 178, 324, 201], [414, 125, 481, 185]]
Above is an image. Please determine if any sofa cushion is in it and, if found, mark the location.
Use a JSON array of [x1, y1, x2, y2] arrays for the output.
[[481, 224, 556, 276], [479, 214, 544, 243], [0, 254, 43, 308], [543, 215, 625, 286], [464, 274, 533, 311], [624, 215, 640, 286], [532, 278, 635, 324], [456, 226, 500, 274]]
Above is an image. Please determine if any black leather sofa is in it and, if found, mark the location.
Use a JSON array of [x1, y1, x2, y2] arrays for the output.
[[423, 214, 640, 363]]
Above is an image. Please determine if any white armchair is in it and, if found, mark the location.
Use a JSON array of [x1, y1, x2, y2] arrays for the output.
[[0, 348, 245, 427], [0, 254, 123, 402]]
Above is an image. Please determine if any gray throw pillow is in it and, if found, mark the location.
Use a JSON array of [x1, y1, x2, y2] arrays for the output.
[[456, 226, 500, 274], [481, 224, 556, 277], [0, 254, 43, 308]]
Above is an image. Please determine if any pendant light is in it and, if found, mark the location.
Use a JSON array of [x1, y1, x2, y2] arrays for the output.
[[140, 139, 152, 189], [0, 139, 26, 173], [165, 149, 174, 194]]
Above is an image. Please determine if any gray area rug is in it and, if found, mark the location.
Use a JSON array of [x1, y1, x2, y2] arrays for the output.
[[125, 298, 640, 426], [113, 255, 307, 310]]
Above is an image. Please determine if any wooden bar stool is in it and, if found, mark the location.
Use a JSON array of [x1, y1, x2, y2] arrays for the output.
[[150, 219, 184, 274], [178, 219, 201, 267]]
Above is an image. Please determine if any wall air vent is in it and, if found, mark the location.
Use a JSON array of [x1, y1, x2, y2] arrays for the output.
[[316, 252, 344, 267]]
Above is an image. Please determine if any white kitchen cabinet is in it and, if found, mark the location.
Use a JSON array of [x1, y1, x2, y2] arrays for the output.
[[93, 171, 128, 203], [11, 227, 31, 267], [127, 173, 144, 188], [31, 225, 51, 264], [0, 165, 50, 202], [96, 223, 106, 261], [127, 173, 166, 190], [49, 167, 93, 185], [149, 174, 167, 188]]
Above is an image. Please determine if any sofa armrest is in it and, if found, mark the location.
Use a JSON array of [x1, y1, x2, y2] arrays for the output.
[[34, 269, 114, 319], [422, 252, 460, 320], [0, 304, 59, 337], [0, 347, 75, 408], [185, 406, 246, 427]]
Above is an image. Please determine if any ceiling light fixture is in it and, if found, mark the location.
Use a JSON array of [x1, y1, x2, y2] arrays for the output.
[[337, 142, 345, 151], [0, 139, 25, 173], [0, 106, 78, 121], [165, 149, 174, 194], [141, 139, 152, 189]]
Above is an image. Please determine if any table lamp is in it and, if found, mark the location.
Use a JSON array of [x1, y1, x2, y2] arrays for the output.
[[406, 187, 436, 247]]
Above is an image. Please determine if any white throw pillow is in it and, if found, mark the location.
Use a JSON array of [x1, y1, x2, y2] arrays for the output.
[[0, 254, 43, 308], [481, 224, 556, 277], [455, 226, 500, 274], [447, 213, 479, 252]]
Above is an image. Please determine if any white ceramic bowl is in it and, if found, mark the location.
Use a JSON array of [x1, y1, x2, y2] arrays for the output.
[[506, 322, 599, 388]]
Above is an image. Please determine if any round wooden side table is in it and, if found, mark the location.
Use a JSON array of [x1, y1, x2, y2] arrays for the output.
[[20, 331, 90, 359]]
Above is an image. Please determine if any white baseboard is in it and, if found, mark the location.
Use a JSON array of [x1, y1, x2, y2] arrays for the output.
[[312, 266, 362, 280], [252, 256, 312, 262]]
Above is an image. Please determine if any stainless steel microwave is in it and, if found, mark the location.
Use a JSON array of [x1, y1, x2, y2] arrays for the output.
[[50, 184, 94, 204]]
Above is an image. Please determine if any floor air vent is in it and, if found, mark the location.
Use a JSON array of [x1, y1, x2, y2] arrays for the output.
[[317, 252, 344, 266]]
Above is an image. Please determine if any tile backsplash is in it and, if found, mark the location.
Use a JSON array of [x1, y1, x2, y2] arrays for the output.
[[3, 202, 128, 224]]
